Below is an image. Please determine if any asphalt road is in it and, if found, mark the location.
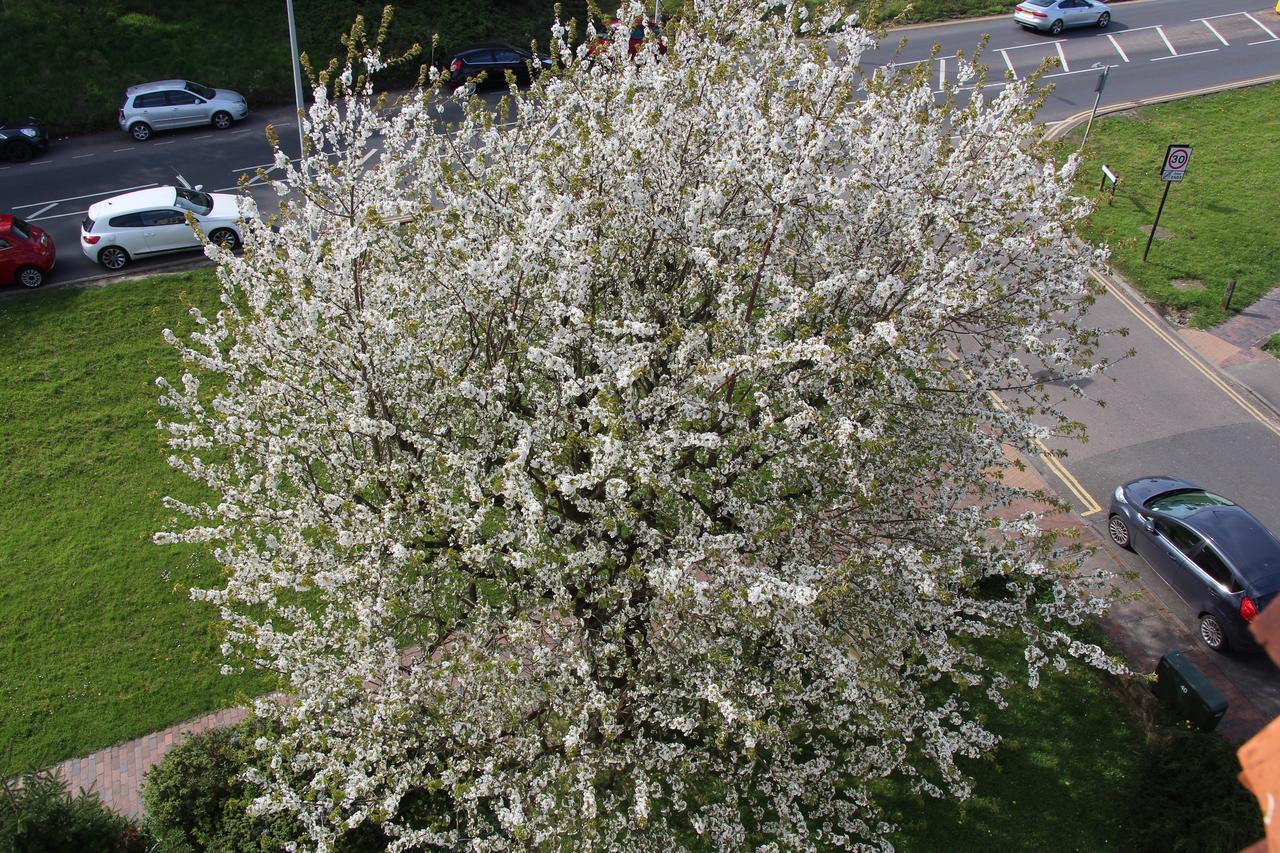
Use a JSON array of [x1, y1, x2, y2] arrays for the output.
[[3, 0, 1278, 287]]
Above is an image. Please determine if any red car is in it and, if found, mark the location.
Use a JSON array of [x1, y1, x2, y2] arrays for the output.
[[0, 214, 56, 288], [593, 18, 667, 59]]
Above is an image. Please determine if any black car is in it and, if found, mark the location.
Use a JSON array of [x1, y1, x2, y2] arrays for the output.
[[1109, 476, 1280, 653], [0, 116, 48, 162], [445, 43, 552, 91]]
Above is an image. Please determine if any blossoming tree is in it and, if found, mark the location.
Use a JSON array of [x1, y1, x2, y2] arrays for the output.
[[158, 1, 1119, 848]]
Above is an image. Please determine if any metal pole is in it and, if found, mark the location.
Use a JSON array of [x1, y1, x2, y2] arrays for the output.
[[1080, 88, 1103, 150], [1143, 180, 1172, 263], [285, 0, 306, 159]]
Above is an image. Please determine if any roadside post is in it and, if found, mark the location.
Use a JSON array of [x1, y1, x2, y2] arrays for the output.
[[1080, 63, 1111, 150], [286, 0, 307, 159], [1222, 279, 1237, 312], [1143, 143, 1193, 263], [1099, 165, 1118, 204]]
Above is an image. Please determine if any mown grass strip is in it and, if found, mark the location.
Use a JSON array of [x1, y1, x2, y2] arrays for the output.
[[0, 271, 269, 774], [1069, 82, 1280, 328]]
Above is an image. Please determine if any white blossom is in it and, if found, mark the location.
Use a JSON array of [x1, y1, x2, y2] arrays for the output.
[[157, 1, 1123, 849]]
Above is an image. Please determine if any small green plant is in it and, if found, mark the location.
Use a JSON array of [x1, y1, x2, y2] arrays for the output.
[[1, 766, 149, 852], [1264, 334, 1280, 359]]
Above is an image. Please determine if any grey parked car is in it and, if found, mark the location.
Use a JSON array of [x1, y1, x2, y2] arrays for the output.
[[1014, 0, 1112, 35], [1109, 477, 1280, 652], [118, 80, 248, 141]]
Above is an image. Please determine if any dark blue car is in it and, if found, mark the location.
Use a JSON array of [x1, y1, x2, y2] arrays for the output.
[[1109, 476, 1280, 653]]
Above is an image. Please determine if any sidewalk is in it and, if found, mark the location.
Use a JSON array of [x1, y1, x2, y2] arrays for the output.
[[52, 707, 247, 818]]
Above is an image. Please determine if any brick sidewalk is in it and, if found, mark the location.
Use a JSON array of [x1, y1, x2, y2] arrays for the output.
[[53, 707, 247, 818], [1211, 285, 1280, 351]]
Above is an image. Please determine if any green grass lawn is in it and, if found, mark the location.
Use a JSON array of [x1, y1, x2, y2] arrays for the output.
[[1070, 83, 1280, 328], [0, 271, 270, 775]]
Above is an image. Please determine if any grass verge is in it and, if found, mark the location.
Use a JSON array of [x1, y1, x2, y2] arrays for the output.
[[1068, 82, 1280, 328], [0, 270, 270, 775]]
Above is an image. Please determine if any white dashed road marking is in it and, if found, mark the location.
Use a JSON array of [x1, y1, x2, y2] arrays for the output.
[[1156, 26, 1178, 56], [1244, 12, 1278, 41], [1196, 19, 1230, 46], [1054, 41, 1069, 72], [1151, 48, 1218, 62], [1106, 34, 1130, 62], [27, 202, 58, 218]]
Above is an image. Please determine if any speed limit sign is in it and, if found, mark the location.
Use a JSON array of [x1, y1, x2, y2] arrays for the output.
[[1160, 144, 1193, 182]]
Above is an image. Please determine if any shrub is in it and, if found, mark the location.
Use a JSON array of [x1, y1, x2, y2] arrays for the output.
[[1, 767, 148, 853]]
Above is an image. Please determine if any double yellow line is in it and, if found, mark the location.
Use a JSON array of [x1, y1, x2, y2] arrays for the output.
[[984, 390, 1103, 516], [1096, 270, 1280, 441]]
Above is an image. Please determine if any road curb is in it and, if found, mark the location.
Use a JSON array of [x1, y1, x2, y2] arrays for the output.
[[1044, 73, 1280, 142], [0, 257, 211, 298]]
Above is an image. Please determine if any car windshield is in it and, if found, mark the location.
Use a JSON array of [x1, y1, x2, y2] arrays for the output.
[[8, 216, 31, 240], [184, 81, 216, 100], [174, 187, 214, 216], [1147, 490, 1235, 517]]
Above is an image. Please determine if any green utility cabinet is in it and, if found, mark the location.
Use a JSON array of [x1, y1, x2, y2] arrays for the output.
[[1154, 651, 1228, 732]]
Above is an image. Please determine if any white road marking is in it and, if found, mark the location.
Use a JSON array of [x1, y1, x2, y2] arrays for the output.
[[175, 173, 192, 189], [938, 57, 946, 89], [191, 134, 213, 140], [232, 160, 280, 173], [1249, 38, 1280, 45], [112, 147, 134, 152], [357, 148, 379, 167], [1244, 12, 1279, 40], [999, 49, 1016, 76], [12, 183, 158, 209], [996, 39, 1066, 53], [27, 202, 58, 219], [1054, 41, 1069, 72], [1151, 48, 1219, 61], [71, 153, 96, 159], [1156, 26, 1178, 56], [153, 140, 176, 145], [1106, 33, 1130, 62], [1196, 19, 1230, 46], [28, 209, 91, 222]]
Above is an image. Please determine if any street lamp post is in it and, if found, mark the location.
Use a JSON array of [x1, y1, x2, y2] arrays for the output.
[[285, 0, 306, 159], [1080, 63, 1110, 151]]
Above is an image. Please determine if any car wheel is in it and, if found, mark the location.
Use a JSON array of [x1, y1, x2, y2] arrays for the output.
[[1049, 19, 1064, 35], [16, 265, 46, 288], [1097, 12, 1110, 28], [98, 245, 130, 271], [208, 228, 241, 251], [1199, 614, 1228, 652], [130, 122, 153, 142], [1107, 514, 1132, 550], [211, 111, 233, 130], [3, 140, 33, 162]]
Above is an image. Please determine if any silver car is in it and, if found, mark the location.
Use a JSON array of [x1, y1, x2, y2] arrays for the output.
[[1014, 0, 1112, 35], [118, 80, 248, 141]]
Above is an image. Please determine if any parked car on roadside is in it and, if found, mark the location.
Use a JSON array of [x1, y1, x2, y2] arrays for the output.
[[80, 185, 250, 271], [1014, 0, 1112, 34], [0, 214, 56, 288], [445, 43, 553, 91], [0, 116, 49, 162], [1109, 476, 1280, 653], [118, 80, 248, 142]]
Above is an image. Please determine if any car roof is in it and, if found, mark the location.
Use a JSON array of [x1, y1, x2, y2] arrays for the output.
[[454, 42, 529, 54], [125, 80, 191, 96], [1183, 505, 1280, 591], [87, 187, 179, 219]]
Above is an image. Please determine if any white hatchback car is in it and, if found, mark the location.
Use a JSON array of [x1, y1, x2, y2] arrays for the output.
[[80, 186, 249, 271]]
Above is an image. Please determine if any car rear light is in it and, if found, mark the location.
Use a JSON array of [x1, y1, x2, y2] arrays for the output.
[[83, 234, 101, 244], [450, 59, 463, 73], [1241, 596, 1259, 623]]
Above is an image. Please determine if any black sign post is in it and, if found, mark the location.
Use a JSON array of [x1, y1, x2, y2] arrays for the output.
[[1144, 144, 1192, 263]]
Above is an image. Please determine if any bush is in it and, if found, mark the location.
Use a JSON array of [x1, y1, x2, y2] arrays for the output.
[[142, 725, 299, 852], [1, 767, 148, 853]]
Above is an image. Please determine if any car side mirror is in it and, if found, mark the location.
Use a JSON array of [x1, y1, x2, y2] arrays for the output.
[[1141, 516, 1155, 533]]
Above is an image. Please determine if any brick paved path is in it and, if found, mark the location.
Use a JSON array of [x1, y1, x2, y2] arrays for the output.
[[53, 707, 247, 818], [1212, 285, 1280, 350]]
